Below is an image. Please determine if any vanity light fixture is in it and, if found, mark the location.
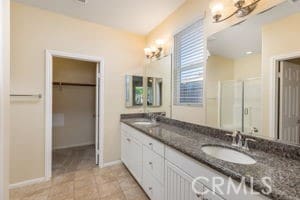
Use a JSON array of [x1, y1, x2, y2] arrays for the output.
[[144, 39, 165, 59], [246, 51, 253, 55], [210, 0, 261, 23]]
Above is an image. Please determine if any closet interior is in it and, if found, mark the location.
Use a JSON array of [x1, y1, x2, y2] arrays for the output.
[[52, 57, 98, 176]]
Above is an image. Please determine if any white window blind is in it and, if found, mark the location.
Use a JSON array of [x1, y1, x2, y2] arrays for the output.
[[174, 19, 204, 105]]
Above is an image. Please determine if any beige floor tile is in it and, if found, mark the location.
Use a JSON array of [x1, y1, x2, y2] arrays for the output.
[[74, 185, 99, 200], [10, 146, 147, 200], [98, 181, 122, 198], [22, 189, 49, 200], [100, 192, 126, 200], [118, 176, 139, 192], [95, 172, 117, 185], [52, 172, 75, 185], [47, 192, 74, 200], [50, 181, 74, 196], [75, 169, 94, 181], [123, 186, 149, 200], [110, 166, 131, 179], [92, 166, 111, 176], [74, 176, 96, 189]]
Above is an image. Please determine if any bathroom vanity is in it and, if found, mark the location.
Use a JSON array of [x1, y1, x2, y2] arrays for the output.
[[120, 115, 299, 200]]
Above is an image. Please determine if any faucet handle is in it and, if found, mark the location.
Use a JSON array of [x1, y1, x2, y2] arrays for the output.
[[250, 127, 258, 135], [243, 138, 256, 150], [226, 131, 240, 146]]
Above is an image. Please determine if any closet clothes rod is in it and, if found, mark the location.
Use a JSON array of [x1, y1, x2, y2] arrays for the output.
[[10, 94, 42, 98], [53, 81, 96, 87]]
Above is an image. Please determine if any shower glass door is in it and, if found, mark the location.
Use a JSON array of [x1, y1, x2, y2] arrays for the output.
[[243, 78, 261, 134], [219, 80, 243, 131]]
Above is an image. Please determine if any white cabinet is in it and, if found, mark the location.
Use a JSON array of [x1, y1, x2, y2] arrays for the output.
[[203, 189, 224, 200], [121, 129, 142, 183], [143, 167, 164, 200], [165, 160, 203, 200], [143, 145, 164, 184], [121, 123, 269, 200]]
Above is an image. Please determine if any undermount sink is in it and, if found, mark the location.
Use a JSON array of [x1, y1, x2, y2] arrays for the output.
[[133, 121, 156, 126], [201, 145, 256, 165]]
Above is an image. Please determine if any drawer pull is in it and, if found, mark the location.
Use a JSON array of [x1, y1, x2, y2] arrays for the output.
[[148, 187, 153, 191], [148, 162, 153, 165], [149, 142, 153, 146], [126, 138, 131, 142]]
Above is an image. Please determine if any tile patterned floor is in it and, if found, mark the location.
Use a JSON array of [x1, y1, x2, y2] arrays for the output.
[[10, 146, 149, 200]]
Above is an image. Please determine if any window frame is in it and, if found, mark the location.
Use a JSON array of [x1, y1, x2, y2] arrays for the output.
[[173, 18, 206, 107]]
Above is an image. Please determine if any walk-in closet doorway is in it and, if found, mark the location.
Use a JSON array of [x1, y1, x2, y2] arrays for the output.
[[45, 50, 104, 180]]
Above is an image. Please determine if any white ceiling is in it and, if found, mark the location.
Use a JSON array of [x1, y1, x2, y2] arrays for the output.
[[13, 0, 186, 35], [208, 1, 300, 59]]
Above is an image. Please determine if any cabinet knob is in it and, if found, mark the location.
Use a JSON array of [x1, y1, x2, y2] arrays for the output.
[[148, 187, 152, 191], [149, 142, 153, 146], [127, 138, 131, 142], [148, 162, 153, 165], [196, 193, 202, 198]]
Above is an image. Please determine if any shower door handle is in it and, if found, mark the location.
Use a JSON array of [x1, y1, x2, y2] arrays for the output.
[[244, 108, 248, 115]]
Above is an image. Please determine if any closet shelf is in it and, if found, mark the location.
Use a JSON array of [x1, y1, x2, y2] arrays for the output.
[[53, 81, 96, 87]]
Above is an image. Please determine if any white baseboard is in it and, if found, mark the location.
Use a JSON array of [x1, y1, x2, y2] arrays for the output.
[[53, 142, 95, 150], [102, 160, 122, 168], [9, 177, 47, 189]]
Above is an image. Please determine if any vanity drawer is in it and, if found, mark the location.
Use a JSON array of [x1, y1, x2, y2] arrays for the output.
[[142, 134, 164, 157], [143, 145, 164, 184], [121, 122, 165, 156], [142, 167, 164, 200]]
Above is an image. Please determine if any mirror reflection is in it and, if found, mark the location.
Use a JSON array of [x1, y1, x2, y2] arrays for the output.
[[147, 77, 163, 107], [206, 1, 300, 144], [144, 1, 300, 145], [145, 55, 172, 117], [125, 75, 144, 107]]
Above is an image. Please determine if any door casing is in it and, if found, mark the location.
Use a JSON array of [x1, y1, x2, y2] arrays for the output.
[[269, 51, 300, 140], [45, 50, 104, 180]]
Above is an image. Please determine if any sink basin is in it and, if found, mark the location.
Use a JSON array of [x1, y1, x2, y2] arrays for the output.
[[201, 145, 256, 165], [133, 121, 155, 126]]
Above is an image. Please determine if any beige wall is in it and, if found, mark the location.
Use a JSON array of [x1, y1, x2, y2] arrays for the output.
[[146, 0, 283, 125], [53, 58, 96, 149], [10, 2, 145, 184], [261, 13, 300, 137], [0, 0, 10, 199], [233, 53, 261, 80]]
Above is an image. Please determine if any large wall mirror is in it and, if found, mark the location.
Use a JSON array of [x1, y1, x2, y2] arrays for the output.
[[206, 1, 300, 145], [145, 55, 172, 117], [143, 0, 300, 146]]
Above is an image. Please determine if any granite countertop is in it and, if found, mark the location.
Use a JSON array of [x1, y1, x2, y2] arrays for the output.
[[120, 117, 300, 200]]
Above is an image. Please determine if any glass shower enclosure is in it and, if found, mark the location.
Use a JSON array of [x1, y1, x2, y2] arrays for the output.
[[218, 78, 261, 134]]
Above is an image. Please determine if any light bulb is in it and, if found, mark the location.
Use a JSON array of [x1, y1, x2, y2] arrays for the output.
[[144, 48, 151, 55], [210, 3, 224, 15], [155, 39, 165, 47], [150, 46, 157, 53]]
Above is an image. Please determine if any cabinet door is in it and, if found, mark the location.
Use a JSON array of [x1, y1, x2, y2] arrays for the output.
[[121, 134, 129, 167], [165, 161, 203, 200], [203, 189, 224, 200], [129, 137, 143, 183]]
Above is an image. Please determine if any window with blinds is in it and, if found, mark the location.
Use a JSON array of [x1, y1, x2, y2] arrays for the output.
[[174, 19, 204, 106]]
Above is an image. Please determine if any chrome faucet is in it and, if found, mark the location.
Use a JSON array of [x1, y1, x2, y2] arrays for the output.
[[243, 138, 256, 151], [226, 130, 256, 150], [226, 130, 241, 147]]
